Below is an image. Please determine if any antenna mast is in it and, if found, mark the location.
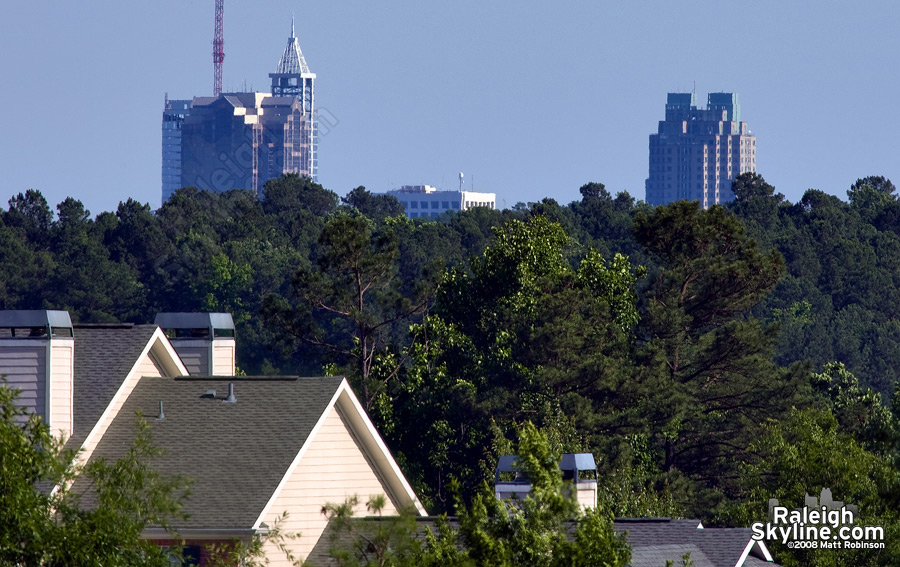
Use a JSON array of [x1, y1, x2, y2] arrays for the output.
[[213, 0, 225, 96]]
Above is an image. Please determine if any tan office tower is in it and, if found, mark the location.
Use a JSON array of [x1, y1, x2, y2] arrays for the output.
[[645, 92, 756, 207]]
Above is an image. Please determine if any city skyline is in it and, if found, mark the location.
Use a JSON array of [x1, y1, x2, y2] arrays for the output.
[[162, 20, 318, 202], [2, 1, 899, 216]]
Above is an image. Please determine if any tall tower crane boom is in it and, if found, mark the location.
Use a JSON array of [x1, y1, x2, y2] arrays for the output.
[[213, 0, 224, 95]]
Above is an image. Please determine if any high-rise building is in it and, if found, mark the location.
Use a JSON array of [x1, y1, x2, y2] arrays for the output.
[[385, 185, 497, 219], [161, 97, 191, 203], [180, 93, 307, 195], [161, 19, 317, 202], [269, 17, 317, 182], [645, 92, 756, 207]]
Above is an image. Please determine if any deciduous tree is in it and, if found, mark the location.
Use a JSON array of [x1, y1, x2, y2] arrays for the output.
[[0, 384, 189, 566]]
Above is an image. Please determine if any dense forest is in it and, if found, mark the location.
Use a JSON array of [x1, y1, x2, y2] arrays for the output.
[[2, 173, 899, 565]]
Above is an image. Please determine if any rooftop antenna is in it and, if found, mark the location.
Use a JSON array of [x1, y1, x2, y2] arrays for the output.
[[459, 172, 464, 191], [213, 0, 225, 96]]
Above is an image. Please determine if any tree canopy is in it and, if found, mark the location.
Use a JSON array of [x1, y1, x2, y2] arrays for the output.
[[4, 172, 900, 563], [0, 385, 189, 566]]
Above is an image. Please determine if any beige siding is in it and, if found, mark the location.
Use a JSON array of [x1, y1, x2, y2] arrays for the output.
[[262, 405, 399, 565], [575, 483, 598, 510], [211, 341, 235, 376], [172, 344, 209, 375], [0, 344, 46, 420], [136, 351, 164, 378], [49, 342, 74, 439]]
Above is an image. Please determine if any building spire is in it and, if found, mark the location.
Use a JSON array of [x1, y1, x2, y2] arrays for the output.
[[274, 17, 310, 75]]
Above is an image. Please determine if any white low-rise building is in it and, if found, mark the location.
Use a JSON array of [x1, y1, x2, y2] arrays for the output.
[[386, 185, 496, 219]]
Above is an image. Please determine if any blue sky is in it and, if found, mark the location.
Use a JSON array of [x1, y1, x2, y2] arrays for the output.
[[2, 1, 899, 217]]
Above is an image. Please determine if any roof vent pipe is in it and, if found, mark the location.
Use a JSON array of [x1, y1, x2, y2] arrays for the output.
[[157, 401, 166, 420], [224, 383, 236, 404]]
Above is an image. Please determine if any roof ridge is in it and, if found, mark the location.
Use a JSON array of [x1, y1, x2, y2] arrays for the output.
[[173, 375, 301, 381]]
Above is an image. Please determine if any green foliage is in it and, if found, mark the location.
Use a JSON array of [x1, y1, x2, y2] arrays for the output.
[[731, 172, 777, 202], [8, 172, 900, 565], [724, 407, 900, 567], [263, 208, 436, 410], [453, 423, 630, 567], [205, 512, 302, 567], [191, 252, 253, 322], [0, 384, 189, 566], [632, 201, 809, 513], [322, 495, 423, 567], [664, 553, 694, 567], [6, 189, 52, 247], [389, 216, 643, 508], [325, 423, 630, 567], [811, 362, 898, 454], [342, 186, 405, 222]]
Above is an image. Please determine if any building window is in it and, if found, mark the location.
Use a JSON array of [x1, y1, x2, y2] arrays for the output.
[[431, 201, 439, 209], [410, 201, 418, 209], [421, 201, 428, 208], [442, 201, 449, 209]]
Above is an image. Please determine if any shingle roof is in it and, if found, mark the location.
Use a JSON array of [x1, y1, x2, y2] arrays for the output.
[[615, 518, 705, 546], [743, 557, 775, 567], [307, 516, 779, 567], [629, 544, 714, 567], [614, 519, 778, 567], [68, 324, 159, 448], [77, 375, 344, 529], [693, 528, 760, 567]]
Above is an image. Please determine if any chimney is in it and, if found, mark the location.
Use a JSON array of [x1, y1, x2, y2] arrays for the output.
[[494, 453, 598, 510], [560, 453, 598, 509], [0, 310, 75, 440], [154, 313, 235, 376]]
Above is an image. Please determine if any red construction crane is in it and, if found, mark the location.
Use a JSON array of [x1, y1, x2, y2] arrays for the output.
[[213, 0, 224, 96]]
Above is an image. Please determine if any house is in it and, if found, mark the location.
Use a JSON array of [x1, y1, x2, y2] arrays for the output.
[[0, 309, 780, 566], [614, 518, 777, 567], [492, 454, 780, 567], [304, 514, 779, 567], [495, 452, 599, 509], [0, 310, 424, 565]]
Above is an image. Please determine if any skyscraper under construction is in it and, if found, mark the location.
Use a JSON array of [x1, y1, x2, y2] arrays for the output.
[[161, 20, 317, 202]]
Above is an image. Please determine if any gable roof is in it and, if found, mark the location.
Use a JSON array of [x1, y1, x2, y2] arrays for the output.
[[629, 544, 715, 567], [71, 324, 158, 445], [79, 376, 422, 531], [615, 518, 704, 545], [693, 528, 771, 567], [66, 325, 187, 452], [614, 518, 777, 567]]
